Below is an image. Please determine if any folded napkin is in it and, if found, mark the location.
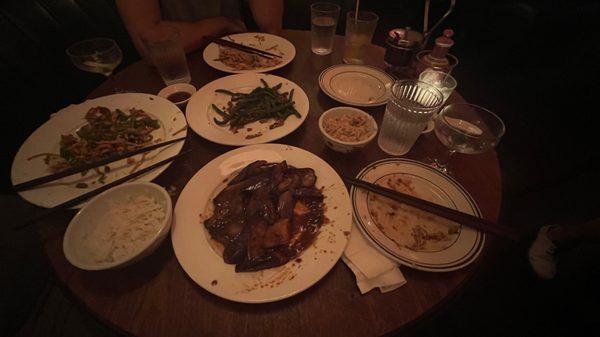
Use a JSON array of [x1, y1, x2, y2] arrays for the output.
[[342, 222, 407, 294]]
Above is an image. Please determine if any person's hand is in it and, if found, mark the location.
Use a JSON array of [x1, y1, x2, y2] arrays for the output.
[[225, 18, 247, 34], [209, 17, 246, 36]]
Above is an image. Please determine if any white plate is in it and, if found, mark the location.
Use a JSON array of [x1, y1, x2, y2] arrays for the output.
[[11, 93, 187, 208], [185, 73, 309, 146], [172, 144, 352, 303], [351, 158, 485, 272], [318, 64, 394, 107], [203, 33, 295, 74]]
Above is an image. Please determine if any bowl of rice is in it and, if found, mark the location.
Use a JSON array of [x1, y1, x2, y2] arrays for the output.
[[318, 107, 378, 153], [63, 182, 172, 270]]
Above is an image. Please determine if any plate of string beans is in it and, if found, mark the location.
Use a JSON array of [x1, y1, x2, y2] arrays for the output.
[[185, 73, 309, 146]]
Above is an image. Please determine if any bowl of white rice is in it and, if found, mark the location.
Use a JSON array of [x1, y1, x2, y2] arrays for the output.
[[63, 182, 172, 270], [318, 106, 378, 153]]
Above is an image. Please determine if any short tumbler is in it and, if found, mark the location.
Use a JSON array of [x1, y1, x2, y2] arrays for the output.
[[377, 80, 444, 156]]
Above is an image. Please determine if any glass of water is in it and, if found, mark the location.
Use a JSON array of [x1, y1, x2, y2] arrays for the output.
[[141, 25, 191, 86], [430, 103, 505, 174], [310, 2, 340, 55], [418, 69, 457, 104], [377, 80, 444, 156]]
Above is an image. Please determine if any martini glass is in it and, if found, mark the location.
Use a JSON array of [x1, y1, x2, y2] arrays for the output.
[[429, 103, 505, 174], [66, 38, 123, 92]]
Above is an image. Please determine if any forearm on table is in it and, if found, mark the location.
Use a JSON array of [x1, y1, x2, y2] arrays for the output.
[[156, 19, 237, 53], [249, 0, 283, 34], [129, 18, 240, 57], [116, 0, 243, 56]]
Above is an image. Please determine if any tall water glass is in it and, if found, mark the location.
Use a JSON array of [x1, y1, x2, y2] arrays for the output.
[[343, 11, 379, 64], [310, 3, 340, 55], [418, 69, 457, 104], [377, 80, 444, 156], [141, 26, 191, 86]]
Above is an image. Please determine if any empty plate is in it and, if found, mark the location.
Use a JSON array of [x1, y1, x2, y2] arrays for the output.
[[318, 64, 394, 107]]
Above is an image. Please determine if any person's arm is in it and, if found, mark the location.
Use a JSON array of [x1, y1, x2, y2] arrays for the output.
[[116, 0, 246, 56], [248, 0, 283, 35]]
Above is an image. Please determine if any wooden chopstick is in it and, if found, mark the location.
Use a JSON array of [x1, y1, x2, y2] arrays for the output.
[[343, 175, 520, 241], [13, 136, 186, 192], [206, 36, 282, 59], [13, 150, 191, 230]]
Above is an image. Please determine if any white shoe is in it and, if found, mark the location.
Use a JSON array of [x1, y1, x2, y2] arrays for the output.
[[528, 225, 558, 279]]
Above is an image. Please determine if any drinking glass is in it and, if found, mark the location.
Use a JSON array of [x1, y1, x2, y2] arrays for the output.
[[429, 103, 505, 174], [418, 69, 456, 104], [343, 11, 378, 64], [377, 80, 444, 156], [310, 2, 341, 55], [66, 38, 123, 92], [141, 25, 191, 86]]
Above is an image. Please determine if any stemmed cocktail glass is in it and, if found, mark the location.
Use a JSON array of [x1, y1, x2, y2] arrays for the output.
[[429, 103, 505, 174], [66, 38, 123, 92]]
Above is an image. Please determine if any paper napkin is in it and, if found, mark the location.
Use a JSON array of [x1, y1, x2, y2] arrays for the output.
[[342, 222, 407, 294]]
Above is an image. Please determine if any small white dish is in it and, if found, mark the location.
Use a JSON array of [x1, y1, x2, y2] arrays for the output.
[[158, 83, 196, 106], [63, 182, 172, 270], [318, 107, 378, 153], [319, 64, 394, 107]]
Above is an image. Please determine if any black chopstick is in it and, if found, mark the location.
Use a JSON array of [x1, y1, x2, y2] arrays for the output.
[[343, 175, 520, 241], [13, 136, 186, 192], [206, 36, 282, 59], [13, 150, 190, 230]]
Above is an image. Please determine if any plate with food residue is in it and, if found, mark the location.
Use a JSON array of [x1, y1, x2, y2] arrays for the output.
[[186, 73, 309, 146], [351, 158, 485, 272], [203, 33, 295, 74], [172, 144, 352, 303], [11, 93, 187, 208]]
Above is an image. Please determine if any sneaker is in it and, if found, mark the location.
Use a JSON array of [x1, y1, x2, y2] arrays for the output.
[[528, 225, 558, 279]]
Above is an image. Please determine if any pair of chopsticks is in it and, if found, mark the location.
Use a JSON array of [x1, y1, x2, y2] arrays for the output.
[[206, 36, 282, 60], [343, 176, 520, 241], [13, 150, 191, 230], [13, 136, 186, 192]]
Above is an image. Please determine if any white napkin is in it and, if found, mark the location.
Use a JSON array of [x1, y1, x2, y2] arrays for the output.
[[342, 222, 407, 294]]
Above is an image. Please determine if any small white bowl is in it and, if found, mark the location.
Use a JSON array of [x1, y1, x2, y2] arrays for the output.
[[318, 107, 378, 153], [157, 83, 196, 106], [63, 182, 172, 271]]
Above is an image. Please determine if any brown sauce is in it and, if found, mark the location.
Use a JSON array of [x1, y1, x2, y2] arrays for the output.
[[166, 91, 191, 103]]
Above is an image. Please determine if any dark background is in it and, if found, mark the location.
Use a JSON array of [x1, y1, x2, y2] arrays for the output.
[[1, 0, 599, 336]]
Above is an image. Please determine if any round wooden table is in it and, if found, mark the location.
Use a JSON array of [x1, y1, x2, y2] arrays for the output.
[[41, 30, 501, 337]]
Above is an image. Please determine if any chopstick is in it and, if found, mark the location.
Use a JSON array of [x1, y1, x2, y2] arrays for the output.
[[13, 150, 190, 230], [206, 36, 282, 59], [13, 136, 186, 192], [343, 176, 520, 241]]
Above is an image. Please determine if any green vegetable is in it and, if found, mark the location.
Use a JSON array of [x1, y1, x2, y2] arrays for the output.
[[211, 81, 301, 130]]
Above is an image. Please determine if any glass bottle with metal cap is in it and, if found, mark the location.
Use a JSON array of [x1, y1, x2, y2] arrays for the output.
[[415, 29, 459, 76]]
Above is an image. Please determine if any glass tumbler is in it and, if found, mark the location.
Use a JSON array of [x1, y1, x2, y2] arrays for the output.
[[310, 3, 341, 55], [418, 69, 457, 104], [141, 25, 191, 86], [377, 80, 444, 156], [343, 11, 379, 64]]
